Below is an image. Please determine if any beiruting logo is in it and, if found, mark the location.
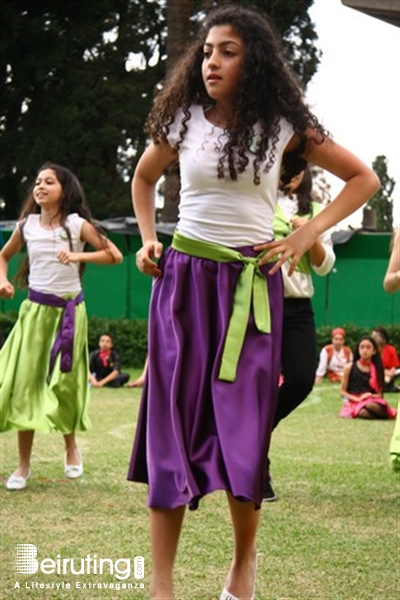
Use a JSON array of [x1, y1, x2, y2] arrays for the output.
[[14, 544, 144, 591]]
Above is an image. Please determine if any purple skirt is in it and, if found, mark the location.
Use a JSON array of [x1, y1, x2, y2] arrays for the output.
[[127, 244, 283, 509]]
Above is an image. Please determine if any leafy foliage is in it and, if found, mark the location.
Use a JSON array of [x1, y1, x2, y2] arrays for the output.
[[0, 0, 165, 220], [0, 0, 320, 221], [1, 312, 399, 368], [368, 155, 395, 232]]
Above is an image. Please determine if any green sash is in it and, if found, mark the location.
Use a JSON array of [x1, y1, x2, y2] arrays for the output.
[[171, 232, 274, 383], [272, 203, 321, 275]]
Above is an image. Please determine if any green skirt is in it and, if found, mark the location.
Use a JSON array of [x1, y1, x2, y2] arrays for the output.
[[389, 401, 400, 472], [0, 297, 91, 434]]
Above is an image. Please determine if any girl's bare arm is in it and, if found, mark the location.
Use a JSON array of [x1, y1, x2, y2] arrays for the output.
[[132, 140, 178, 277], [257, 134, 380, 274], [57, 222, 123, 266], [0, 227, 24, 298]]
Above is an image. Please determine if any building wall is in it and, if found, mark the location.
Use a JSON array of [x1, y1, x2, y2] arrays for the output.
[[312, 231, 398, 327]]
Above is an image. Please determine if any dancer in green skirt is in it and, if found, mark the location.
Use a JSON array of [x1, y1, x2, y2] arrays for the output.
[[0, 163, 123, 490]]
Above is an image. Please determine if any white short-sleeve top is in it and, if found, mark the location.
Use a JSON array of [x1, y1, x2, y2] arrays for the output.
[[22, 213, 85, 295], [166, 105, 294, 246]]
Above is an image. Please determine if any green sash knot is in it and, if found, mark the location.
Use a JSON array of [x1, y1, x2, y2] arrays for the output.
[[272, 204, 313, 274], [171, 232, 273, 383]]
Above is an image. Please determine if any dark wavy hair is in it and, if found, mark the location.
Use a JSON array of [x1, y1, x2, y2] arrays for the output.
[[281, 166, 314, 216], [351, 335, 384, 390], [15, 162, 108, 287], [145, 4, 328, 185]]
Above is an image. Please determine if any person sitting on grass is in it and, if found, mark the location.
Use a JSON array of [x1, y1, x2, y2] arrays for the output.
[[315, 327, 353, 383], [371, 326, 400, 393], [89, 332, 130, 388], [339, 335, 397, 420]]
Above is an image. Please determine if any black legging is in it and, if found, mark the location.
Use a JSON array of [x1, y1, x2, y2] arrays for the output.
[[264, 298, 317, 482], [105, 372, 130, 388], [274, 297, 317, 429]]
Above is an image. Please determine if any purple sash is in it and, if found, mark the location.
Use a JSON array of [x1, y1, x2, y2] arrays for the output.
[[28, 288, 84, 375]]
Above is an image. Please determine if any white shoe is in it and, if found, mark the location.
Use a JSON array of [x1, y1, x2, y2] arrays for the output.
[[220, 586, 255, 600], [221, 557, 257, 600], [64, 450, 83, 479], [220, 587, 238, 600], [6, 470, 31, 491]]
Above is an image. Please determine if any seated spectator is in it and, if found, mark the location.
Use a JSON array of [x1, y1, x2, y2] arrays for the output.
[[89, 332, 130, 388], [339, 335, 397, 420], [371, 326, 400, 392], [315, 327, 353, 383]]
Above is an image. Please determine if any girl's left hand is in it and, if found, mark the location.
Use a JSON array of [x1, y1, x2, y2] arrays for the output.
[[57, 250, 77, 264], [255, 223, 319, 276]]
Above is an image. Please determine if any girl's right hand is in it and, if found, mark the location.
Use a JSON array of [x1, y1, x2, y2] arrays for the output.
[[0, 280, 15, 299], [135, 240, 163, 277]]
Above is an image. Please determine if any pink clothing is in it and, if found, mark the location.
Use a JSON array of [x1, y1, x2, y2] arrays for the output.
[[340, 395, 397, 419]]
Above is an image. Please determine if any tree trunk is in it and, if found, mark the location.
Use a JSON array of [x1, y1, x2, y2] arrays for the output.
[[161, 0, 191, 223]]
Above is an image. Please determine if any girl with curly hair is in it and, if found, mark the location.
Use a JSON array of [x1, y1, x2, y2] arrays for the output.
[[127, 5, 380, 599]]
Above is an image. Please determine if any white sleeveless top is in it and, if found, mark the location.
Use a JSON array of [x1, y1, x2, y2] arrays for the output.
[[166, 105, 294, 246], [21, 213, 85, 295]]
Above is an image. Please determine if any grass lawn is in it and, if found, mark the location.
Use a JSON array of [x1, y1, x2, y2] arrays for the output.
[[1, 373, 399, 600]]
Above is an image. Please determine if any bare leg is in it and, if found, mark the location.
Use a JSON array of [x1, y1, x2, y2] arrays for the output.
[[11, 430, 35, 477], [63, 432, 81, 465], [224, 493, 259, 599], [149, 506, 185, 600]]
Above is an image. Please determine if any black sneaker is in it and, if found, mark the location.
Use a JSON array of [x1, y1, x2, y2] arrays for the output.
[[262, 480, 277, 502]]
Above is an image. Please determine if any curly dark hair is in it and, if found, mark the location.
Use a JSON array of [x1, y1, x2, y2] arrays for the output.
[[294, 167, 314, 216], [145, 4, 328, 185], [15, 162, 108, 287]]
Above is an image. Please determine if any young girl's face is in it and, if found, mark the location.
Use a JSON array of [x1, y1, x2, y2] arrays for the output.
[[358, 339, 376, 361], [33, 169, 63, 209], [202, 25, 245, 105]]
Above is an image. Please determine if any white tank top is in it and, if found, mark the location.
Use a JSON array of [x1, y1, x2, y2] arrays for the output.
[[21, 213, 85, 295], [166, 105, 294, 246]]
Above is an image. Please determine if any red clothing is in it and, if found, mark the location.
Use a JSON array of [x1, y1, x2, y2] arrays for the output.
[[381, 344, 400, 370]]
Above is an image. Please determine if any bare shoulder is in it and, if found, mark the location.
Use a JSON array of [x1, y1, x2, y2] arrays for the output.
[[343, 362, 353, 374]]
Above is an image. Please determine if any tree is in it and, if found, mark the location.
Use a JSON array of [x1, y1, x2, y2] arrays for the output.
[[0, 0, 165, 220], [368, 155, 395, 232], [0, 0, 320, 222]]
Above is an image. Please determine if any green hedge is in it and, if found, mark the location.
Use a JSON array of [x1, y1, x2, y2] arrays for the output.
[[1, 313, 399, 369], [0, 313, 148, 368]]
